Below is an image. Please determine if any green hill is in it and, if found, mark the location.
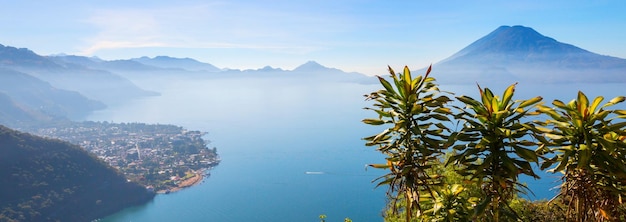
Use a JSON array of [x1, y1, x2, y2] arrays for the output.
[[0, 125, 154, 222]]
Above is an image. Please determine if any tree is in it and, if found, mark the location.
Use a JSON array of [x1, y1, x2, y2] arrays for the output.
[[419, 155, 481, 222], [447, 83, 542, 221], [383, 153, 482, 222], [363, 65, 454, 221], [532, 91, 626, 221]]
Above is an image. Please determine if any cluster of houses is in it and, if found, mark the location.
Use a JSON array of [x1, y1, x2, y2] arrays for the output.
[[30, 122, 220, 190]]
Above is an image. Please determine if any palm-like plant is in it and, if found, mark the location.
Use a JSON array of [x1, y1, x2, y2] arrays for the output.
[[419, 183, 478, 222], [447, 83, 542, 221], [532, 91, 626, 221], [363, 65, 453, 221]]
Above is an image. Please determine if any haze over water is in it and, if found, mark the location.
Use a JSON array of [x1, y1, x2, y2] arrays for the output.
[[91, 77, 387, 221], [89, 75, 626, 221]]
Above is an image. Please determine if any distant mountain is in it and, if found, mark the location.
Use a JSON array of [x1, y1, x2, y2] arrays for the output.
[[132, 56, 221, 72], [0, 125, 154, 221], [45, 54, 103, 68], [293, 61, 338, 72], [0, 43, 375, 104], [0, 44, 60, 69], [0, 68, 105, 122], [255, 65, 285, 72], [47, 55, 374, 85], [49, 55, 159, 71], [0, 92, 54, 127], [0, 44, 158, 106], [121, 56, 373, 81], [281, 61, 373, 83], [426, 25, 626, 84]]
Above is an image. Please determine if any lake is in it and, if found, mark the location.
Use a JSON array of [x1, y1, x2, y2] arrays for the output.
[[89, 75, 625, 221], [91, 77, 388, 222]]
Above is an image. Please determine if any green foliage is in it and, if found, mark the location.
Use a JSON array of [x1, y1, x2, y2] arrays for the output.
[[363, 65, 453, 220], [384, 157, 480, 222], [420, 158, 481, 222], [447, 83, 543, 220], [363, 65, 626, 221], [531, 91, 626, 221], [318, 214, 351, 222], [511, 199, 567, 221], [319, 214, 327, 222]]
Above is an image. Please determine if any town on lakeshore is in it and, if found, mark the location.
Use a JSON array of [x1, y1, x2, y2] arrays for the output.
[[26, 121, 220, 193]]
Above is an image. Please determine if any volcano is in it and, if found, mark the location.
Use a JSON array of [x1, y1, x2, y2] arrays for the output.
[[427, 25, 626, 84]]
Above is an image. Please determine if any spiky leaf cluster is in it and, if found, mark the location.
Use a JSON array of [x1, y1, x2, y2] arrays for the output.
[[447, 83, 542, 220], [363, 65, 453, 220], [531, 91, 626, 221]]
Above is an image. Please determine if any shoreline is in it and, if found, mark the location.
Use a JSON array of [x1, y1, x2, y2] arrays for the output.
[[156, 170, 205, 194]]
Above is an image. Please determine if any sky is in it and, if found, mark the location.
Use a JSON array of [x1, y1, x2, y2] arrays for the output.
[[1, 0, 625, 76]]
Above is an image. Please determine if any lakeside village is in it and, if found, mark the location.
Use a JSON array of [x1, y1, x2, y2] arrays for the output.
[[27, 121, 220, 193]]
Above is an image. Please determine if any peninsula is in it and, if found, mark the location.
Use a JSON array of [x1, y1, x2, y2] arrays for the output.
[[25, 121, 221, 193]]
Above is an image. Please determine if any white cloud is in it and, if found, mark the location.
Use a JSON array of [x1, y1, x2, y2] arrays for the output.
[[77, 2, 348, 56]]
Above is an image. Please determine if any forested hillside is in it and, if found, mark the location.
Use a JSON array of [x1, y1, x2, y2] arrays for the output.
[[0, 125, 154, 222]]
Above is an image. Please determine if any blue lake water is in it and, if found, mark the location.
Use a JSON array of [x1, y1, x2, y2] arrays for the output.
[[88, 76, 625, 221], [91, 78, 388, 222]]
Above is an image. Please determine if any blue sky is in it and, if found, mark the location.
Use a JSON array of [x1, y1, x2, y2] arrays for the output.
[[1, 0, 625, 75]]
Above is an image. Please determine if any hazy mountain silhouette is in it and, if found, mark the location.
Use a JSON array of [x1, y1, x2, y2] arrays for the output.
[[0, 92, 55, 127], [0, 68, 105, 124], [132, 56, 221, 72], [288, 61, 375, 83], [426, 25, 626, 84], [0, 44, 61, 69], [49, 54, 375, 84], [46, 54, 103, 68], [255, 65, 285, 72], [50, 55, 159, 71], [0, 45, 157, 106], [293, 61, 339, 72]]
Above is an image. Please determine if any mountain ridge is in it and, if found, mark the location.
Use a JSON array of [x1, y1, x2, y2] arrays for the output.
[[0, 44, 61, 69], [0, 41, 370, 78], [0, 42, 376, 126], [0, 67, 105, 126], [131, 56, 222, 72], [0, 44, 159, 107], [425, 25, 626, 84]]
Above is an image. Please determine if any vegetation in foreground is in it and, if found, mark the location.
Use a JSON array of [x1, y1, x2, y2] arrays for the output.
[[363, 66, 626, 221]]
